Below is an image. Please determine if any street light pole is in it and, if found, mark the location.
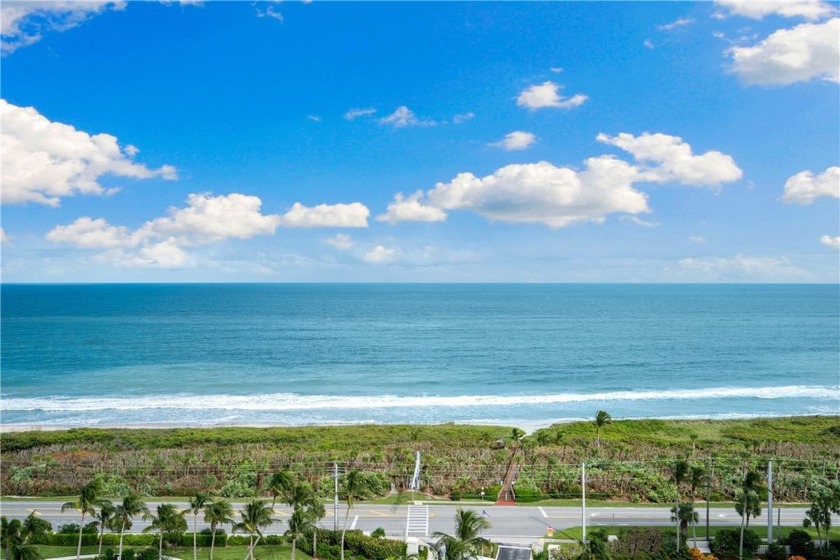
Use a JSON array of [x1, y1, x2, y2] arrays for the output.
[[581, 462, 586, 543], [334, 463, 339, 532]]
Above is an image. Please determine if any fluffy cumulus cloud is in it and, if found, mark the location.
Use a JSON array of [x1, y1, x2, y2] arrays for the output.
[[781, 166, 840, 203], [492, 131, 536, 151], [46, 193, 365, 268], [727, 18, 839, 85], [1, 99, 176, 206], [382, 132, 741, 228], [278, 202, 370, 228], [363, 245, 396, 264], [597, 132, 743, 187], [1, 1, 125, 54], [377, 192, 448, 224], [137, 193, 282, 243], [715, 0, 837, 20], [820, 235, 840, 249], [516, 81, 587, 110]]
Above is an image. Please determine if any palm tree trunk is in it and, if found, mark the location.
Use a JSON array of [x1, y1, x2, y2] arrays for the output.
[[118, 520, 126, 560], [312, 530, 318, 560], [99, 523, 105, 555], [159, 530, 164, 560], [290, 537, 296, 560], [210, 523, 217, 560], [738, 511, 745, 559], [193, 514, 198, 560], [76, 512, 86, 560], [340, 505, 351, 560]]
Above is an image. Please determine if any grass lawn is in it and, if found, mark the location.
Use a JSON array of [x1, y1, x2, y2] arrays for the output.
[[521, 499, 809, 508], [35, 546, 101, 558], [34, 546, 309, 560], [548, 525, 840, 541]]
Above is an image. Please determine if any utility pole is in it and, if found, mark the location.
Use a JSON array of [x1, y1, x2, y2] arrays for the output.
[[581, 462, 586, 543], [766, 461, 773, 545], [334, 462, 339, 531], [705, 468, 710, 541]]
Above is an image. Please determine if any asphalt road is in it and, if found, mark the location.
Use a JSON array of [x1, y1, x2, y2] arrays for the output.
[[1, 500, 835, 544]]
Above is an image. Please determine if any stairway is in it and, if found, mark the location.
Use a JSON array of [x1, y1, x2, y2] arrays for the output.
[[496, 448, 520, 505]]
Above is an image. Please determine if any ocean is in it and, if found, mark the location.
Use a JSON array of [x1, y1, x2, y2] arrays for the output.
[[1, 284, 838, 430]]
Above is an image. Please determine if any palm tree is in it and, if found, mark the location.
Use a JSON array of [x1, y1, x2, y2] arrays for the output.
[[61, 480, 105, 560], [670, 503, 698, 542], [186, 493, 212, 560], [432, 509, 491, 560], [688, 465, 706, 547], [143, 503, 181, 560], [668, 459, 689, 551], [267, 471, 295, 510], [21, 512, 51, 544], [2, 517, 24, 560], [93, 500, 115, 555], [592, 411, 611, 449], [340, 471, 369, 560], [304, 500, 326, 559], [204, 499, 234, 560], [2, 516, 44, 560], [286, 509, 307, 560], [284, 482, 321, 560], [233, 500, 275, 560], [114, 494, 148, 560], [735, 471, 762, 560]]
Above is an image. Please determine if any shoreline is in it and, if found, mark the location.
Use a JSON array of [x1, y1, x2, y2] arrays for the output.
[[2, 411, 837, 434]]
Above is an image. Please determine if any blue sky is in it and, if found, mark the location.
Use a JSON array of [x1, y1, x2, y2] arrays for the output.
[[1, 0, 838, 282]]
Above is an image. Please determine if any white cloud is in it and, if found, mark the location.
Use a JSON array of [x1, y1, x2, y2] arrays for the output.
[[658, 17, 695, 31], [278, 202, 370, 228], [597, 132, 743, 187], [363, 245, 396, 264], [377, 191, 448, 224], [623, 216, 661, 228], [1, 99, 176, 206], [0, 227, 8, 245], [550, 67, 563, 73], [727, 18, 839, 85], [644, 39, 655, 49], [46, 216, 133, 248], [820, 235, 840, 248], [674, 255, 810, 282], [1, 1, 125, 54], [101, 238, 191, 269], [452, 112, 475, 124], [516, 81, 587, 110], [379, 106, 436, 128], [256, 5, 283, 22], [383, 132, 741, 228], [422, 157, 649, 228], [492, 131, 536, 151], [307, 115, 321, 123], [139, 193, 282, 243], [344, 107, 376, 120], [46, 193, 284, 268], [781, 166, 840, 203], [690, 235, 708, 244], [715, 0, 836, 20], [324, 233, 354, 250]]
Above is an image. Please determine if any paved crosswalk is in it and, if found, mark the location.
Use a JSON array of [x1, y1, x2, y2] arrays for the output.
[[405, 505, 429, 538]]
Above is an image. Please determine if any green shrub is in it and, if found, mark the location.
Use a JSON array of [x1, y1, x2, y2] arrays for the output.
[[784, 529, 815, 557], [710, 528, 760, 559], [764, 543, 787, 560]]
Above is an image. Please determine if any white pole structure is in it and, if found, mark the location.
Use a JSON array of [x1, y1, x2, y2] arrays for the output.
[[767, 461, 773, 544], [581, 462, 587, 543], [333, 463, 339, 531]]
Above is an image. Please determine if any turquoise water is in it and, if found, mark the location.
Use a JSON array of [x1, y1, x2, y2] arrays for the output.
[[1, 284, 838, 428]]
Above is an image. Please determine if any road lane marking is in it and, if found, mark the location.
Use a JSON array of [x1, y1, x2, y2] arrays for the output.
[[350, 516, 358, 530], [538, 507, 547, 518]]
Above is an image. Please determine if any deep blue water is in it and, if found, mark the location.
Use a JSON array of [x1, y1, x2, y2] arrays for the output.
[[1, 284, 838, 428]]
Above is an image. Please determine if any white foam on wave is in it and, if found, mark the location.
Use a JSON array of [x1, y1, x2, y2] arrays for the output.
[[2, 385, 837, 412]]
